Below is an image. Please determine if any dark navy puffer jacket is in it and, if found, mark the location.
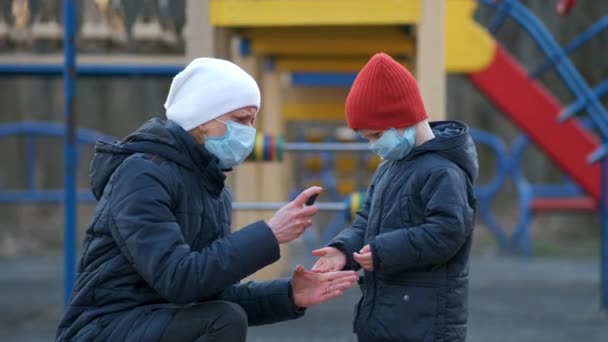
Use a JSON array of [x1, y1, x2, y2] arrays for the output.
[[330, 121, 478, 342], [56, 119, 302, 341]]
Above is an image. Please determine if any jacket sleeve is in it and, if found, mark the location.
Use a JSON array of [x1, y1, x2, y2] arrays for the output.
[[370, 167, 473, 275], [107, 157, 281, 304], [215, 279, 305, 326], [327, 185, 373, 271]]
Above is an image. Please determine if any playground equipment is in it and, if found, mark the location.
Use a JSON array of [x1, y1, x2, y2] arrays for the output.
[[0, 0, 606, 310], [0, 121, 369, 217], [208, 0, 607, 252], [0, 120, 368, 219], [209, 0, 607, 306], [248, 134, 367, 162], [471, 0, 607, 254]]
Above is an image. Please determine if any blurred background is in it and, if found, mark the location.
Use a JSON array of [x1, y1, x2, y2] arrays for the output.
[[0, 0, 608, 341]]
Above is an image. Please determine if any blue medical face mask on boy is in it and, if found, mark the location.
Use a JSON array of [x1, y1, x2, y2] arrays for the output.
[[369, 126, 417, 160], [204, 120, 256, 169]]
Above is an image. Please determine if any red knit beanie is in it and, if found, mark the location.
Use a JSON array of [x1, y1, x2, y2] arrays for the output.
[[346, 52, 428, 130]]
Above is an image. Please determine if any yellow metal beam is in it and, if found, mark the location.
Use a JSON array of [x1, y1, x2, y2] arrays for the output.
[[242, 26, 416, 58], [210, 0, 422, 27], [251, 36, 416, 58], [244, 27, 415, 57], [276, 57, 411, 72], [251, 38, 414, 57], [242, 26, 411, 38], [282, 103, 346, 122]]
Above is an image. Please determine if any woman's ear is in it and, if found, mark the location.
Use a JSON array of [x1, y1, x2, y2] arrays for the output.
[[190, 125, 207, 144]]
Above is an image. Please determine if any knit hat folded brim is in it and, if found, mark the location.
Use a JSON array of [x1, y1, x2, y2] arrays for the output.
[[165, 58, 261, 131], [346, 53, 428, 130]]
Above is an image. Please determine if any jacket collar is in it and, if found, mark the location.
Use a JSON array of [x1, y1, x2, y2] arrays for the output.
[[166, 120, 226, 196]]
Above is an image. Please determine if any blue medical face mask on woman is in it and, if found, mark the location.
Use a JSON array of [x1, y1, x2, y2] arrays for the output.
[[204, 120, 256, 169], [369, 126, 417, 160]]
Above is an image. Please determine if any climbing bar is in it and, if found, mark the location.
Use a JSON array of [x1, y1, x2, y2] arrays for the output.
[[233, 191, 366, 222], [247, 133, 369, 162]]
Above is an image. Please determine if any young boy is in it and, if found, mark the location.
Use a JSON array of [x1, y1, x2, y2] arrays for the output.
[[312, 53, 479, 341]]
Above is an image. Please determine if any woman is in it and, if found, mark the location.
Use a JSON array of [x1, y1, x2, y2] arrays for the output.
[[57, 58, 358, 341]]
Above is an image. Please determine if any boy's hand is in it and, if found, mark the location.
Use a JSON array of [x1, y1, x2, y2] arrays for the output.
[[353, 244, 374, 271], [311, 247, 347, 272]]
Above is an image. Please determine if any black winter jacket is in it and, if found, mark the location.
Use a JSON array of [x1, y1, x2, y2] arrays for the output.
[[330, 121, 478, 342], [56, 119, 302, 341]]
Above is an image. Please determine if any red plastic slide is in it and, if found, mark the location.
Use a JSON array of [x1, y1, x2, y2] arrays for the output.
[[468, 45, 601, 201]]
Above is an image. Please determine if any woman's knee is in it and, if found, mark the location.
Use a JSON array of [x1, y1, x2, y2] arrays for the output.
[[213, 301, 248, 331], [161, 301, 248, 342]]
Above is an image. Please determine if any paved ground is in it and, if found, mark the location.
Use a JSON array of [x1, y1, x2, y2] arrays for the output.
[[1, 245, 607, 342]]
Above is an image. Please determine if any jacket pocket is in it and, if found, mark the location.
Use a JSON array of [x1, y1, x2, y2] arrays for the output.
[[371, 282, 439, 341], [378, 195, 412, 234]]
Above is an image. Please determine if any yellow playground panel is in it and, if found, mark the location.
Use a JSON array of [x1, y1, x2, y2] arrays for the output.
[[209, 0, 422, 26], [206, 0, 497, 279], [210, 0, 496, 73]]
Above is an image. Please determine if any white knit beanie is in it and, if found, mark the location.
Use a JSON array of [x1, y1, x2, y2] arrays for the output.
[[164, 58, 261, 131]]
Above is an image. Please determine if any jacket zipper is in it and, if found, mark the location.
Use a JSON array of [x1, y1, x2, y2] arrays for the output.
[[367, 161, 395, 321]]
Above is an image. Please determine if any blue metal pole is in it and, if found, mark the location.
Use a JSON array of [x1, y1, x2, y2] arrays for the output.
[[530, 17, 608, 79], [601, 156, 608, 311], [0, 63, 184, 76], [63, 0, 77, 307]]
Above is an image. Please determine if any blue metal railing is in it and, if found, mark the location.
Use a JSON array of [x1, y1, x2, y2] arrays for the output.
[[479, 0, 608, 163], [530, 16, 608, 79], [0, 120, 109, 306], [0, 64, 184, 77], [0, 121, 116, 204]]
